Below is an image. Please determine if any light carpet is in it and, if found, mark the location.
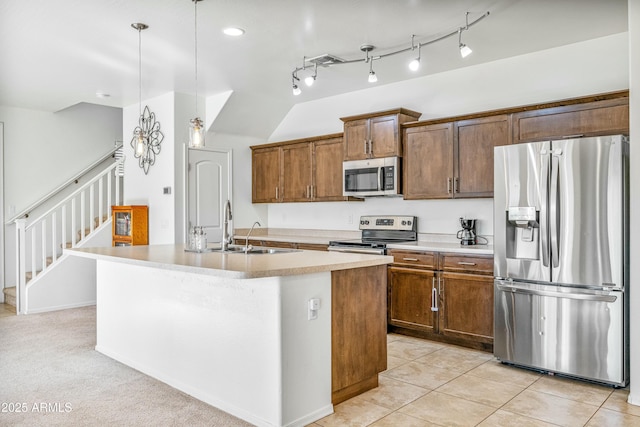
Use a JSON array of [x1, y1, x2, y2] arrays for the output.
[[0, 306, 253, 426]]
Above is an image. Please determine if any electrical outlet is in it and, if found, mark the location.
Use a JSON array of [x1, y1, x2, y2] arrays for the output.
[[308, 298, 320, 320]]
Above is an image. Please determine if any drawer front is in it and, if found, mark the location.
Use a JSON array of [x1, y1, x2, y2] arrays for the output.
[[388, 249, 437, 269], [440, 253, 493, 275]]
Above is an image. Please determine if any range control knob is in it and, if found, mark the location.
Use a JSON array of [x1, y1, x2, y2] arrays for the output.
[[407, 220, 412, 226], [401, 220, 407, 225]]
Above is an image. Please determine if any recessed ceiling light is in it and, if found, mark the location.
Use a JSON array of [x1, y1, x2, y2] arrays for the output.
[[223, 27, 245, 36], [96, 92, 111, 98]]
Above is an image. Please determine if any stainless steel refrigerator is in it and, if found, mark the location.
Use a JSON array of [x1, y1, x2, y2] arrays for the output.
[[493, 134, 629, 386]]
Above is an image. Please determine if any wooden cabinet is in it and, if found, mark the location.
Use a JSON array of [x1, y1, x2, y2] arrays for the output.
[[403, 123, 454, 199], [387, 248, 494, 351], [281, 142, 312, 202], [341, 108, 421, 160], [252, 146, 281, 203], [233, 238, 328, 251], [512, 97, 629, 144], [251, 133, 349, 203], [332, 265, 387, 404], [403, 115, 509, 200], [111, 205, 148, 246]]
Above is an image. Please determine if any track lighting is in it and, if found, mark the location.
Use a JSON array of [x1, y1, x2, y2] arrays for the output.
[[368, 61, 378, 83], [408, 35, 421, 71], [292, 72, 301, 95], [305, 64, 317, 87], [458, 12, 473, 58], [288, 11, 489, 94]]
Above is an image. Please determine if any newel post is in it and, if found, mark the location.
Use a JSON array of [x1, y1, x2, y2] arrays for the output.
[[14, 218, 27, 314]]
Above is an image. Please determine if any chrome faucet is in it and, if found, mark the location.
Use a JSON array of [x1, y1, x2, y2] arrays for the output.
[[222, 200, 233, 251], [244, 221, 261, 253]]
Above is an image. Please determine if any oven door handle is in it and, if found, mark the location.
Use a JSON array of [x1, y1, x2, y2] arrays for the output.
[[328, 246, 385, 255]]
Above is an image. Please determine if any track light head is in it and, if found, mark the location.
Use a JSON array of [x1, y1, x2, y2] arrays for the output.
[[409, 57, 420, 71], [292, 84, 301, 96], [459, 43, 472, 58]]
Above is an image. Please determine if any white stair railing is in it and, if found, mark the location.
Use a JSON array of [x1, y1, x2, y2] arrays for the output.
[[14, 157, 124, 314]]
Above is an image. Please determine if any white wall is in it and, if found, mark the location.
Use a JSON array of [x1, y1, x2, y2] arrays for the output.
[[0, 103, 122, 218], [627, 0, 639, 405], [123, 92, 177, 245], [264, 33, 628, 237]]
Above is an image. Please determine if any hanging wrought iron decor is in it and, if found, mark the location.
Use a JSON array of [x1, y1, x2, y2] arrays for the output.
[[130, 105, 164, 174]]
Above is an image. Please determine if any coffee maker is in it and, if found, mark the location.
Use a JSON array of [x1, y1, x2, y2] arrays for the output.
[[457, 217, 477, 245]]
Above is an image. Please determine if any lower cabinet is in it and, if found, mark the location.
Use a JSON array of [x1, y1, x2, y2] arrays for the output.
[[387, 249, 494, 351], [233, 238, 327, 251]]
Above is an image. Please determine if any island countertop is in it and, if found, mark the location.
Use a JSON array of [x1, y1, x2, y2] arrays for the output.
[[66, 244, 393, 279]]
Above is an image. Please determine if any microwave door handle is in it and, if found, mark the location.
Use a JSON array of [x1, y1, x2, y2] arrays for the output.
[[379, 167, 384, 191]]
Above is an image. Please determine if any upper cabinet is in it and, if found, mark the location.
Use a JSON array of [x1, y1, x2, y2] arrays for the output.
[[512, 96, 629, 144], [403, 115, 510, 200], [251, 133, 348, 204], [252, 146, 281, 203], [341, 108, 421, 160]]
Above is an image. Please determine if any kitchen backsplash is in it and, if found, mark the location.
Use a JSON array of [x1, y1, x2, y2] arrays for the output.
[[267, 197, 494, 237]]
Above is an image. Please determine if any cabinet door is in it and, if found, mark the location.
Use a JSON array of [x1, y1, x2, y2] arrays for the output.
[[343, 119, 369, 160], [403, 123, 454, 199], [388, 266, 438, 334], [252, 147, 281, 203], [281, 142, 312, 202], [454, 115, 509, 198], [512, 98, 629, 144], [370, 115, 399, 158], [439, 272, 493, 344], [313, 137, 345, 201]]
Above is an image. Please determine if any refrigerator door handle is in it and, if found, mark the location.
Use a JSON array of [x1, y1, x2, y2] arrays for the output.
[[496, 283, 617, 303], [540, 151, 550, 268], [550, 153, 560, 267]]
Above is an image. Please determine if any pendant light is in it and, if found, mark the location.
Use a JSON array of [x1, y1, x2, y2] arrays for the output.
[[132, 23, 148, 157], [130, 23, 165, 175], [189, 0, 205, 148]]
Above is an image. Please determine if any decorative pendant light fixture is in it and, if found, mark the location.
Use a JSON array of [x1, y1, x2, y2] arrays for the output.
[[130, 23, 165, 175], [188, 0, 205, 148]]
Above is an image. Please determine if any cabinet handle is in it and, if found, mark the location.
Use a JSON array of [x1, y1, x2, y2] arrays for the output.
[[458, 261, 477, 266], [454, 177, 460, 193], [447, 178, 452, 194], [368, 139, 373, 156], [431, 277, 438, 312], [306, 185, 310, 199], [275, 187, 279, 200], [364, 140, 368, 155], [312, 185, 315, 199], [403, 257, 419, 262]]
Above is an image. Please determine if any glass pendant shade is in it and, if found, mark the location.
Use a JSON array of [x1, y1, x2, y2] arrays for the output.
[[135, 132, 146, 156], [189, 117, 205, 148], [368, 70, 377, 83], [409, 58, 420, 71]]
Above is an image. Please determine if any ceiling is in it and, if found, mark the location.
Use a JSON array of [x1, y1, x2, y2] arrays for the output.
[[0, 0, 628, 138]]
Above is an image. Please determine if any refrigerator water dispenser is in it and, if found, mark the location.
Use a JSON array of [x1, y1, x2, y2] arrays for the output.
[[506, 206, 539, 260]]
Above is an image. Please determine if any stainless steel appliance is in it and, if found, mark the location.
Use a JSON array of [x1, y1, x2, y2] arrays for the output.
[[343, 156, 401, 197], [328, 215, 417, 254], [493, 134, 629, 386], [457, 217, 477, 245]]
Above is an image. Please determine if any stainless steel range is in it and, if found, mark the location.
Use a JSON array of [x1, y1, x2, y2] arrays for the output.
[[328, 215, 417, 255]]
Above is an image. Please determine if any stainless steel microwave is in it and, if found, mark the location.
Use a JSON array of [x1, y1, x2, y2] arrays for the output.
[[343, 156, 401, 197]]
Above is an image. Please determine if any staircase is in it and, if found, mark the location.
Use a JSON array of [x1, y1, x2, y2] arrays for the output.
[[4, 154, 124, 314]]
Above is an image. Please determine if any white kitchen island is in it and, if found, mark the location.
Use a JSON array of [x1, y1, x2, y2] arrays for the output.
[[67, 244, 391, 427]]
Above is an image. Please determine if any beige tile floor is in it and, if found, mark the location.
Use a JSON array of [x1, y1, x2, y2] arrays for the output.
[[310, 334, 640, 427], [0, 303, 16, 318]]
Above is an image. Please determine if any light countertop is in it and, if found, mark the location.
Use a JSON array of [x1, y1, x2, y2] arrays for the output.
[[66, 244, 392, 279], [233, 228, 494, 255], [388, 241, 494, 255]]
